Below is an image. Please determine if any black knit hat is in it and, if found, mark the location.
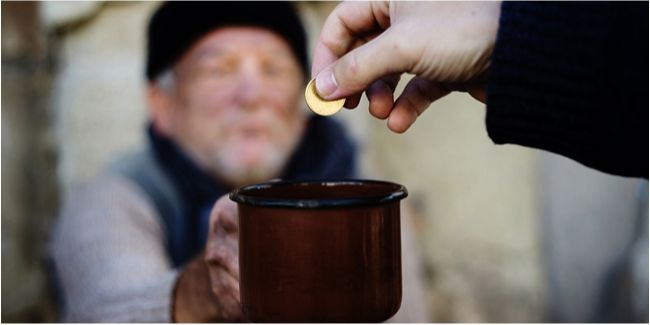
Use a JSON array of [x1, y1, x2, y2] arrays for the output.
[[146, 1, 308, 81]]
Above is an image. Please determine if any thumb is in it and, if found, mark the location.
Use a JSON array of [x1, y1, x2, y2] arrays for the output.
[[313, 28, 411, 101]]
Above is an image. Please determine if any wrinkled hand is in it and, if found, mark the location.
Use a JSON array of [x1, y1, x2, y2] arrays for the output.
[[204, 195, 241, 320], [311, 1, 501, 133]]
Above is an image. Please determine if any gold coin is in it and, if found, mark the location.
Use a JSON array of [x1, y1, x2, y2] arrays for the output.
[[305, 79, 345, 116]]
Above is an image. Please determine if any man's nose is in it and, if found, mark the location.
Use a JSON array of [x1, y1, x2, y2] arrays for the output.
[[233, 59, 264, 110]]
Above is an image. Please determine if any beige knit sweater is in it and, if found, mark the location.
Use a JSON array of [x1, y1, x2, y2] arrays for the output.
[[50, 174, 428, 322]]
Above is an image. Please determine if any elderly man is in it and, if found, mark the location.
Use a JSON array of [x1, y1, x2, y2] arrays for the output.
[[50, 2, 427, 322]]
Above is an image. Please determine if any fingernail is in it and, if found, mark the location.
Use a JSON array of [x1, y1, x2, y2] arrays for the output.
[[315, 70, 337, 99]]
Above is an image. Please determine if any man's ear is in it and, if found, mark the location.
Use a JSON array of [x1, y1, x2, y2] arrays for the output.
[[146, 83, 175, 137]]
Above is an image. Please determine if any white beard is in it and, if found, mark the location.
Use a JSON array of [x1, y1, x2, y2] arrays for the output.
[[212, 138, 289, 187], [207, 108, 305, 187]]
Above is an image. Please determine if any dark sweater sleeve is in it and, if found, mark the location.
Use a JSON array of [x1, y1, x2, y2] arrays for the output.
[[485, 1, 648, 178]]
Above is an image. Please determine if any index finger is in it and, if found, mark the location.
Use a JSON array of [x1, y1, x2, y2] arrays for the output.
[[209, 195, 238, 234], [311, 1, 390, 78]]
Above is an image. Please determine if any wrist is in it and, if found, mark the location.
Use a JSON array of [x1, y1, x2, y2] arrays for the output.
[[171, 255, 222, 322]]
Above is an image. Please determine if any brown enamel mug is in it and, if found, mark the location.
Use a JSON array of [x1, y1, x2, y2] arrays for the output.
[[229, 180, 407, 322]]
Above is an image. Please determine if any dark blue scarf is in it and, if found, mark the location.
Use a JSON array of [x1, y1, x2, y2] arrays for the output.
[[149, 115, 358, 266]]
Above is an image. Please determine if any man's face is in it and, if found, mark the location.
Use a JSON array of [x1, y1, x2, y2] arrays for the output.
[[152, 27, 307, 187]]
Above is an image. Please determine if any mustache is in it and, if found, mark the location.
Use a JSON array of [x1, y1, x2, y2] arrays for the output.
[[221, 108, 283, 131]]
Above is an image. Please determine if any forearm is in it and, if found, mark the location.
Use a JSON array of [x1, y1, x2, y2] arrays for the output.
[[63, 272, 179, 322], [51, 176, 181, 322], [486, 2, 648, 178]]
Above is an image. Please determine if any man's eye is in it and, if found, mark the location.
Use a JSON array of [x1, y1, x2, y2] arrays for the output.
[[207, 65, 231, 76], [264, 65, 286, 77]]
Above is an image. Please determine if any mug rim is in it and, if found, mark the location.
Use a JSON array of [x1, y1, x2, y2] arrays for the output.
[[229, 179, 408, 209]]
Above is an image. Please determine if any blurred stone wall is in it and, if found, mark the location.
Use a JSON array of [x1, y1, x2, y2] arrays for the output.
[[2, 1, 58, 322], [2, 1, 646, 323], [44, 1, 157, 197], [540, 153, 647, 322], [360, 90, 545, 322]]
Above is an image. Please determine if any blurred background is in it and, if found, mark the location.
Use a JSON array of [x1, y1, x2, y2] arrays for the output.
[[2, 1, 647, 322]]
